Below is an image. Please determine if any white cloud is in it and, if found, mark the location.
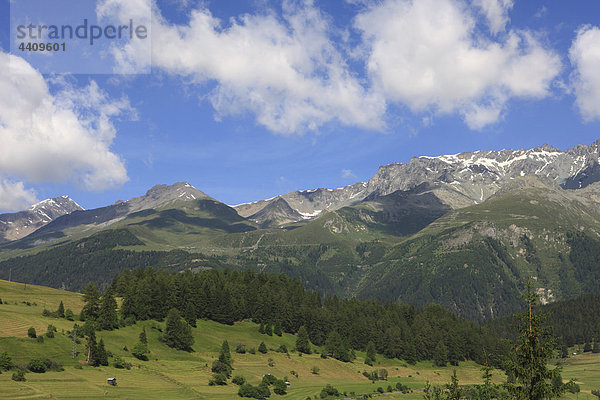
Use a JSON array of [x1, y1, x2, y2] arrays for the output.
[[569, 26, 600, 121], [0, 180, 38, 212], [0, 51, 130, 210], [473, 0, 514, 35], [341, 169, 357, 179], [355, 0, 561, 129], [98, 0, 385, 134]]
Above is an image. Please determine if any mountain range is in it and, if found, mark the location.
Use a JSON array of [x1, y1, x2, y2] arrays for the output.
[[3, 139, 600, 321]]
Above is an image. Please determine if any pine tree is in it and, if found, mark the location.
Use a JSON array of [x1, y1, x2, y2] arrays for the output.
[[219, 340, 233, 368], [98, 287, 118, 330], [584, 342, 592, 352], [139, 327, 148, 345], [164, 308, 194, 351], [433, 340, 448, 367], [183, 302, 197, 328], [265, 324, 273, 336], [97, 338, 109, 366], [446, 370, 461, 400], [273, 322, 282, 336], [258, 341, 267, 354], [593, 340, 600, 354], [366, 341, 377, 364], [86, 331, 98, 366], [57, 301, 65, 318], [258, 323, 265, 334], [296, 325, 311, 354], [505, 282, 565, 400], [81, 282, 101, 321]]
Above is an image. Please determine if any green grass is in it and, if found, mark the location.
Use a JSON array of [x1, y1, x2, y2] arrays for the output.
[[2, 279, 599, 399]]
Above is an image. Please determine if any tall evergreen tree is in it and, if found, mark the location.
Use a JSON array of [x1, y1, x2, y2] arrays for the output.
[[81, 282, 101, 321], [164, 308, 194, 351], [97, 338, 109, 366], [139, 327, 148, 345], [57, 301, 65, 318], [86, 331, 98, 366], [433, 340, 448, 367], [365, 340, 376, 365], [219, 340, 233, 368], [296, 325, 311, 354], [505, 282, 565, 400], [98, 287, 118, 330]]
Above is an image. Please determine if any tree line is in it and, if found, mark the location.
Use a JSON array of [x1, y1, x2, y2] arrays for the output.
[[107, 267, 507, 365]]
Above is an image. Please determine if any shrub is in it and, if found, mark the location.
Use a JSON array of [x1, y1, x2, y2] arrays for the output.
[[377, 387, 384, 393], [0, 352, 13, 371], [387, 385, 393, 392], [232, 375, 246, 385], [277, 344, 288, 353], [311, 366, 320, 375], [258, 342, 267, 354], [36, 336, 44, 343], [262, 373, 278, 385], [273, 379, 288, 395], [235, 343, 247, 354], [65, 309, 75, 321], [132, 342, 150, 361], [249, 348, 256, 354], [211, 360, 231, 376], [320, 384, 341, 399], [209, 373, 227, 386], [12, 370, 26, 381], [268, 358, 275, 367], [27, 327, 37, 338], [46, 324, 57, 338], [28, 358, 47, 373]]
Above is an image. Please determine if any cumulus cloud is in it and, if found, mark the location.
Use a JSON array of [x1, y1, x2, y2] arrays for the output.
[[99, 0, 385, 134], [569, 26, 600, 121], [0, 180, 38, 212], [0, 51, 130, 210], [355, 0, 561, 129], [100, 0, 561, 132], [473, 0, 514, 35]]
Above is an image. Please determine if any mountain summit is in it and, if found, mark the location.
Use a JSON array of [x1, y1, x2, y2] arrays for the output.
[[0, 196, 83, 242]]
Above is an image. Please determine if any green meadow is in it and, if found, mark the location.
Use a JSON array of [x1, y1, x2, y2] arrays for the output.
[[0, 279, 598, 399]]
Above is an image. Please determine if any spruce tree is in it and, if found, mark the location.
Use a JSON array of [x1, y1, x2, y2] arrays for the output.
[[97, 338, 109, 366], [593, 340, 600, 354], [139, 327, 148, 345], [296, 326, 311, 354], [98, 287, 118, 330], [505, 282, 565, 400], [258, 323, 265, 334], [219, 340, 233, 368], [366, 341, 377, 364], [86, 331, 98, 366], [273, 323, 282, 336], [258, 342, 267, 354], [81, 282, 101, 321], [57, 301, 65, 318], [433, 340, 448, 367], [164, 308, 194, 351]]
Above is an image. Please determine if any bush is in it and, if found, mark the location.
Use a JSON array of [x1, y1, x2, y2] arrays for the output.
[[273, 379, 287, 395], [311, 366, 320, 375], [0, 352, 13, 371], [236, 343, 247, 354], [320, 384, 341, 399], [262, 373, 277, 385], [277, 345, 288, 353], [132, 342, 150, 361], [232, 375, 246, 385], [377, 387, 384, 393], [65, 309, 75, 321], [28, 358, 47, 373], [209, 373, 228, 386], [36, 336, 44, 343], [27, 327, 37, 338], [249, 348, 256, 355], [387, 385, 393, 392], [12, 370, 26, 381], [212, 360, 231, 376], [258, 342, 267, 354], [46, 324, 57, 338]]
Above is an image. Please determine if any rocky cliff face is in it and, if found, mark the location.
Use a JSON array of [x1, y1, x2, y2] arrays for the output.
[[0, 196, 84, 242]]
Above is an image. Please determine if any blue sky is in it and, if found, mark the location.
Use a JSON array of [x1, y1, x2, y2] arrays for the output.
[[1, 0, 600, 211]]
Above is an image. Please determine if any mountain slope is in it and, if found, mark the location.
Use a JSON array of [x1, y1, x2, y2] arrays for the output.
[[0, 196, 83, 243]]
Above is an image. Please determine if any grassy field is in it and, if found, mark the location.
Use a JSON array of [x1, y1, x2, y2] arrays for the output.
[[1, 279, 598, 399]]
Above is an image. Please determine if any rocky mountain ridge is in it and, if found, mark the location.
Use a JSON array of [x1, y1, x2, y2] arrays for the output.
[[0, 196, 83, 242], [236, 139, 600, 226]]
